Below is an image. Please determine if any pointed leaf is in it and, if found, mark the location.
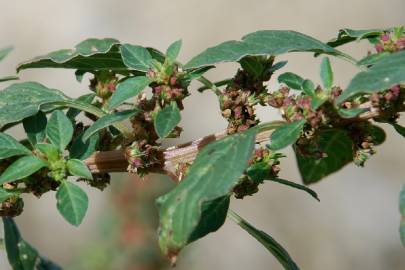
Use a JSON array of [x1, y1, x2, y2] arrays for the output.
[[294, 129, 353, 184], [67, 159, 92, 180], [108, 76, 151, 109], [157, 128, 257, 260], [269, 178, 319, 201], [46, 110, 74, 151], [0, 156, 47, 184], [185, 30, 347, 69], [82, 109, 140, 141], [337, 50, 405, 104], [269, 120, 306, 150], [154, 102, 181, 138], [327, 28, 388, 48], [56, 181, 89, 226], [320, 57, 333, 89], [392, 123, 405, 137], [166, 40, 182, 62], [120, 44, 153, 72], [228, 210, 300, 270], [23, 111, 47, 146], [302, 79, 316, 96], [278, 72, 304, 90], [357, 52, 391, 66], [0, 133, 31, 160], [337, 108, 368, 119]]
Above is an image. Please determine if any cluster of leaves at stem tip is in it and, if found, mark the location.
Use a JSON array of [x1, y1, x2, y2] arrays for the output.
[[0, 26, 404, 270]]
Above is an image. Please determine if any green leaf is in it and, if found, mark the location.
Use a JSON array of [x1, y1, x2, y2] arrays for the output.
[[23, 111, 47, 146], [337, 50, 405, 104], [0, 189, 18, 203], [66, 93, 96, 120], [46, 110, 74, 151], [3, 217, 62, 270], [0, 156, 47, 184], [82, 109, 140, 141], [17, 38, 128, 72], [400, 185, 405, 247], [0, 133, 32, 160], [56, 181, 89, 226], [154, 102, 181, 138], [108, 76, 151, 109], [392, 123, 405, 137], [0, 76, 19, 83], [320, 57, 333, 89], [36, 143, 60, 162], [69, 132, 99, 160], [337, 108, 368, 119], [269, 178, 319, 201], [294, 129, 353, 184], [0, 46, 13, 62], [67, 159, 92, 180], [357, 52, 391, 66], [278, 72, 304, 90], [228, 209, 300, 270], [157, 128, 257, 260], [327, 28, 387, 48], [185, 30, 348, 69], [269, 120, 306, 150], [120, 44, 153, 72], [302, 79, 316, 96], [166, 40, 182, 62], [0, 82, 67, 128]]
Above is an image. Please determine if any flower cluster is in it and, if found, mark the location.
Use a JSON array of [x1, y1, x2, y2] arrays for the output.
[[233, 147, 283, 199], [375, 31, 405, 53]]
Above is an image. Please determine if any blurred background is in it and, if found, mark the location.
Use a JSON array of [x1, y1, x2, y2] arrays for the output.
[[0, 0, 404, 269]]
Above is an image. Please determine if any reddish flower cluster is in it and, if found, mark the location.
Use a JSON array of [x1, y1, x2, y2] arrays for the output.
[[375, 32, 405, 53]]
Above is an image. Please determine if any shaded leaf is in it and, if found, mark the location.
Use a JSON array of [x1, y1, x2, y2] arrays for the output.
[[0, 156, 47, 185], [66, 93, 96, 120], [154, 102, 181, 138], [278, 72, 304, 90], [56, 181, 89, 226], [46, 110, 74, 151], [108, 76, 151, 109], [294, 129, 353, 184], [120, 44, 153, 72], [270, 120, 306, 150], [337, 50, 405, 104], [82, 109, 140, 141], [0, 133, 31, 160], [185, 30, 348, 69], [0, 189, 18, 203], [302, 79, 316, 96], [228, 209, 300, 270], [23, 111, 47, 146], [392, 123, 405, 138], [69, 131, 99, 160], [157, 128, 257, 260], [67, 159, 92, 180]]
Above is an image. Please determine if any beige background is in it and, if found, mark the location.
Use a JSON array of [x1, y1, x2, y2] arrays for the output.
[[0, 0, 405, 269]]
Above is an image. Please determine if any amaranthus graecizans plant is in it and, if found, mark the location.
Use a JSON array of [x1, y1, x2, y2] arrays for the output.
[[0, 27, 405, 269]]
